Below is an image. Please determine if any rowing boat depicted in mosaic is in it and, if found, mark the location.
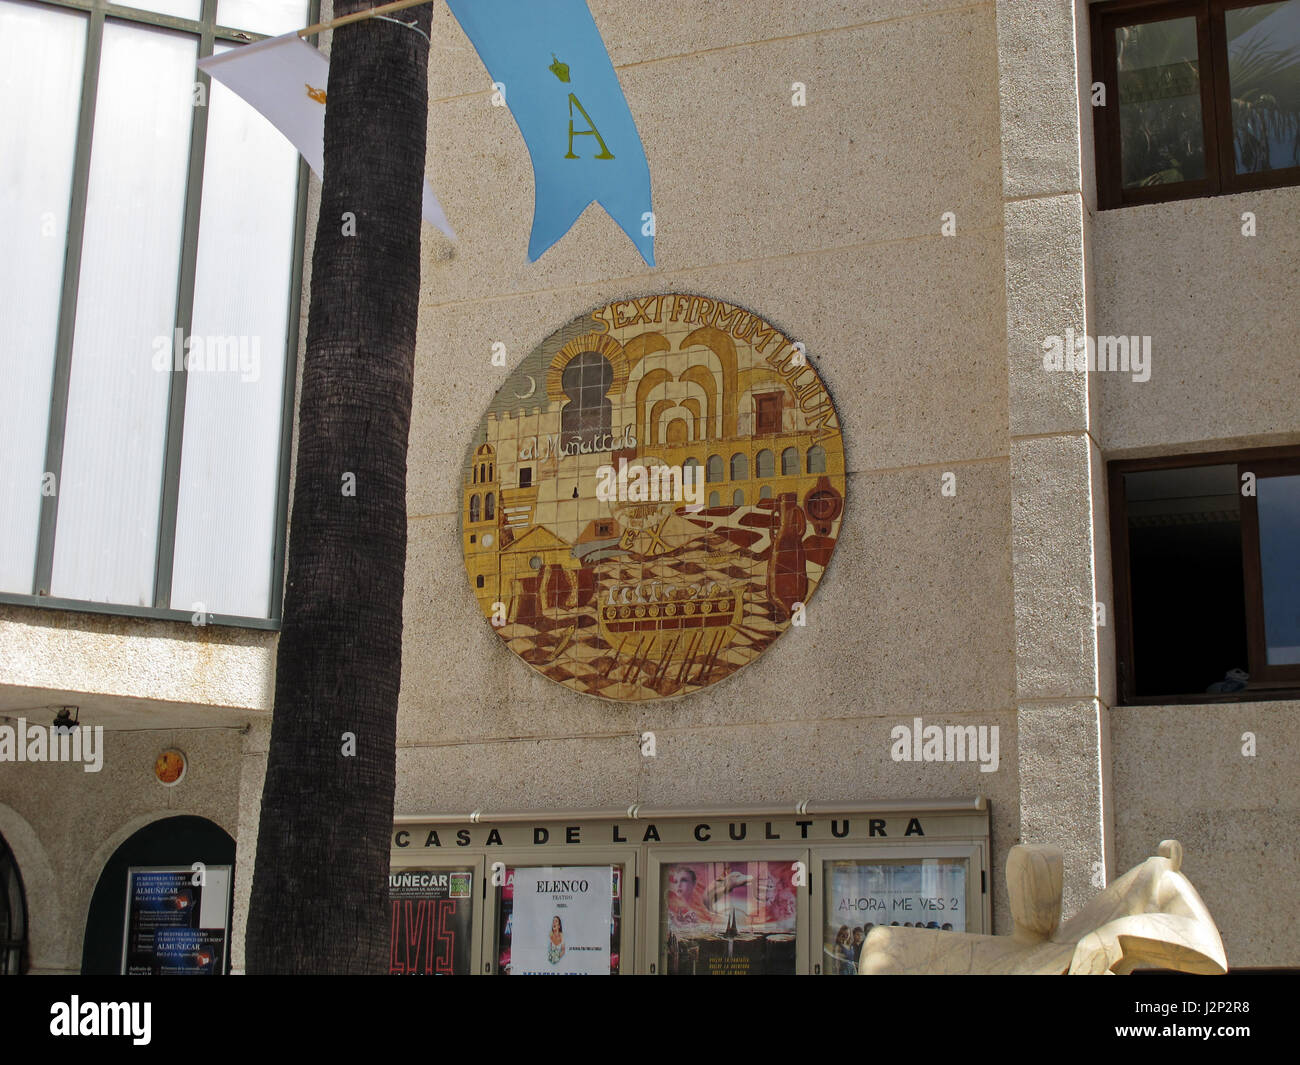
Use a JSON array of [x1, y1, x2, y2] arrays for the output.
[[460, 295, 846, 701]]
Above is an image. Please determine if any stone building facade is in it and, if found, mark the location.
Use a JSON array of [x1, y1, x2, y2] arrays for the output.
[[1, 0, 1296, 973]]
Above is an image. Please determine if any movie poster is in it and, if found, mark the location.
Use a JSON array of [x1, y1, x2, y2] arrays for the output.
[[122, 866, 231, 975], [822, 858, 967, 975], [660, 860, 798, 975], [498, 865, 616, 975], [388, 867, 474, 975]]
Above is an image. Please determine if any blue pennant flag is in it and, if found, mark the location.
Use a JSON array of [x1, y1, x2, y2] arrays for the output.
[[445, 0, 654, 265]]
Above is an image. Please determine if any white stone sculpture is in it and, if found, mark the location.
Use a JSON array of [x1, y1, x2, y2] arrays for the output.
[[860, 840, 1227, 975]]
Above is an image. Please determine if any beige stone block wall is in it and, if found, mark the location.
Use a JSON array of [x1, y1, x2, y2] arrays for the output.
[[1083, 11, 1300, 966], [399, 0, 1020, 931], [1016, 697, 1109, 916], [421, 4, 1002, 301], [1003, 195, 1090, 436], [401, 461, 1015, 749], [1093, 187, 1300, 457], [998, 0, 1111, 918], [0, 606, 274, 725], [1111, 701, 1300, 967], [0, 33, 328, 969], [29, 0, 1300, 973], [0, 727, 242, 972], [229, 719, 268, 975], [997, 0, 1096, 208]]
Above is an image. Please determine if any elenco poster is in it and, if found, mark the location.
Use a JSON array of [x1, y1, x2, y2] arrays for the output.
[[122, 866, 231, 975], [661, 860, 798, 975], [507, 865, 613, 975], [822, 859, 967, 975], [388, 868, 474, 975]]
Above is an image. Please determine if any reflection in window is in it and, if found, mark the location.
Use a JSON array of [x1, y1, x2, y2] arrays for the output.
[[706, 455, 723, 482], [497, 865, 623, 974], [821, 858, 966, 976], [1115, 16, 1206, 188], [755, 450, 775, 478], [1257, 474, 1300, 665], [387, 865, 475, 974], [1227, 2, 1300, 175], [661, 860, 798, 975], [781, 447, 798, 476], [730, 453, 748, 481], [1094, 0, 1300, 207], [469, 495, 481, 523]]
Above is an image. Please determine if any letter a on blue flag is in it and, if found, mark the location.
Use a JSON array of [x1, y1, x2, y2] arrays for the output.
[[445, 0, 654, 265]]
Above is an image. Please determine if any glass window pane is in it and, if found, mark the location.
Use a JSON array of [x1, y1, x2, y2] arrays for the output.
[[822, 858, 967, 975], [51, 22, 197, 606], [123, 0, 201, 19], [1124, 465, 1248, 696], [1227, 1, 1300, 174], [169, 43, 299, 619], [388, 868, 475, 974], [497, 865, 621, 974], [661, 859, 798, 974], [1115, 16, 1207, 187], [1257, 474, 1300, 665], [217, 0, 310, 37], [0, 1, 86, 593]]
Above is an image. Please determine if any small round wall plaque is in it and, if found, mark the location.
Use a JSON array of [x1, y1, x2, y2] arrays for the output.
[[154, 748, 186, 786], [460, 294, 846, 701]]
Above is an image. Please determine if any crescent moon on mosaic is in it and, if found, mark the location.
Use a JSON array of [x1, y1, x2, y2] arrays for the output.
[[514, 374, 537, 399]]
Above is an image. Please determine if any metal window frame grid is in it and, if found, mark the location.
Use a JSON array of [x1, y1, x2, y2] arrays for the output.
[[0, 0, 320, 630]]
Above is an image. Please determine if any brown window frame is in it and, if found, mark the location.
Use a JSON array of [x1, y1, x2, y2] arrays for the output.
[[1108, 445, 1300, 704], [1240, 456, 1300, 685], [1, 833, 28, 975], [1092, 0, 1300, 209]]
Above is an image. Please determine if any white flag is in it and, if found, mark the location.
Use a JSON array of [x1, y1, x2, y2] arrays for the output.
[[198, 33, 454, 238]]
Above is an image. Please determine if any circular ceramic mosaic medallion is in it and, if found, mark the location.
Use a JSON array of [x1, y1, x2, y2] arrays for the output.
[[460, 294, 846, 701], [154, 748, 186, 786]]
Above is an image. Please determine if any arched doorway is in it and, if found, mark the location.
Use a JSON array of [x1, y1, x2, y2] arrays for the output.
[[0, 833, 26, 974], [81, 815, 235, 975]]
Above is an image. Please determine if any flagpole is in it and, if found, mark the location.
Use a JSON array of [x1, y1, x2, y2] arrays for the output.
[[298, 0, 433, 39]]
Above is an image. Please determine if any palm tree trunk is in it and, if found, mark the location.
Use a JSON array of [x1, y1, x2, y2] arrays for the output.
[[246, 0, 431, 974]]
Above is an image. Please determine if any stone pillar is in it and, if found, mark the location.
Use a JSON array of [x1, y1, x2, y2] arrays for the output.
[[997, 0, 1115, 915], [229, 717, 270, 974]]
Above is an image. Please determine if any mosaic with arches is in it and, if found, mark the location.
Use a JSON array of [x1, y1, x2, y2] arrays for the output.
[[460, 295, 847, 701]]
